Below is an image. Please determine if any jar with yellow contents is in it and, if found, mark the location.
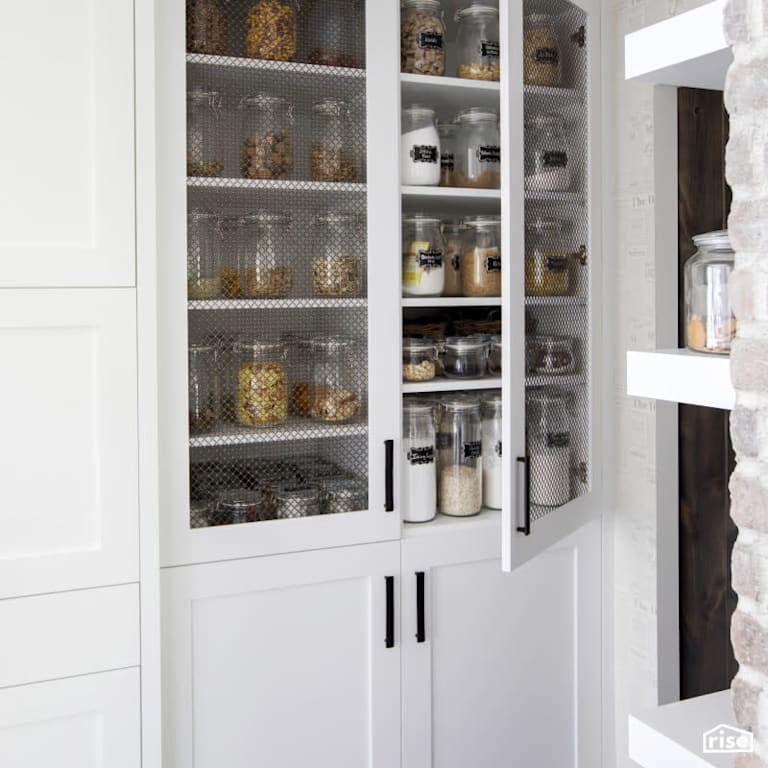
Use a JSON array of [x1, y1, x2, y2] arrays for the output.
[[244, 0, 298, 61], [402, 215, 445, 297], [234, 338, 289, 427], [525, 216, 570, 296]]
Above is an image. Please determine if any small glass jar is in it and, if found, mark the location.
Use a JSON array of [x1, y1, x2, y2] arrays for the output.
[[402, 215, 445, 296], [311, 213, 363, 297], [219, 217, 242, 298], [187, 88, 224, 177], [444, 336, 488, 378], [311, 336, 361, 422], [272, 484, 322, 519], [525, 114, 572, 191], [488, 335, 502, 375], [481, 393, 502, 509], [442, 221, 464, 296], [527, 335, 577, 375], [685, 230, 736, 354], [403, 400, 437, 523], [461, 215, 502, 296], [245, 0, 298, 61], [454, 108, 501, 189], [525, 217, 570, 296], [213, 488, 266, 525], [234, 338, 289, 427], [523, 13, 562, 87], [455, 4, 500, 81], [527, 388, 572, 507], [238, 211, 293, 298], [307, 0, 361, 67], [403, 338, 437, 381], [187, 211, 221, 299], [190, 498, 214, 528], [402, 106, 441, 186], [187, 0, 227, 54], [438, 399, 482, 516], [239, 95, 294, 180], [189, 343, 219, 434], [438, 123, 457, 187], [321, 477, 367, 514], [311, 98, 358, 182], [401, 0, 446, 75]]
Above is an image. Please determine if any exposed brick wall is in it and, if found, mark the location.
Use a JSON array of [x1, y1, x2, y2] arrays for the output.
[[725, 0, 768, 763]]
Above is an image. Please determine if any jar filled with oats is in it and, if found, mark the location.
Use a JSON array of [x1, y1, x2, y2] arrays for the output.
[[311, 98, 358, 183], [240, 94, 294, 180], [455, 4, 500, 81], [245, 0, 298, 61], [310, 336, 361, 422], [311, 213, 363, 297], [238, 211, 293, 298], [234, 338, 289, 427], [524, 13, 562, 87], [187, 0, 227, 54], [187, 211, 221, 299], [187, 88, 224, 177], [401, 0, 446, 75]]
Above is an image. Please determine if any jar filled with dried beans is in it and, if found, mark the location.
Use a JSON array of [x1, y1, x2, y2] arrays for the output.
[[311, 213, 363, 297], [187, 0, 227, 54], [524, 13, 562, 87], [239, 94, 294, 180], [311, 98, 358, 182], [245, 0, 298, 61], [401, 0, 446, 75]]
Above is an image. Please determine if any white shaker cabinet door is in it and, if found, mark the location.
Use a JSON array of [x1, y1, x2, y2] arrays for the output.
[[0, 0, 135, 287], [0, 289, 139, 598]]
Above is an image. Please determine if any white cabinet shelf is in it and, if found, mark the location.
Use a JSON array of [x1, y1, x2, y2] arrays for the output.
[[626, 349, 735, 410], [188, 177, 366, 193], [401, 297, 501, 308], [400, 73, 500, 115], [188, 298, 367, 310], [189, 418, 367, 448], [402, 377, 501, 394], [187, 53, 366, 79], [403, 507, 500, 537], [401, 185, 501, 200]]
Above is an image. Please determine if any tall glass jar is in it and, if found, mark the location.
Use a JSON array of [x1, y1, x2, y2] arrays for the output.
[[311, 98, 357, 182], [455, 4, 500, 81], [461, 215, 501, 296], [401, 0, 446, 75], [311, 213, 363, 297], [481, 393, 502, 509], [307, 0, 361, 67], [685, 230, 736, 354], [525, 113, 572, 191], [283, 335, 312, 416], [402, 215, 445, 296], [527, 388, 572, 507], [189, 344, 219, 434], [187, 0, 227, 54], [403, 400, 437, 523], [454, 108, 500, 188], [217, 335, 238, 422], [239, 95, 294, 180], [438, 123, 457, 187], [245, 0, 298, 61], [525, 216, 571, 296], [442, 221, 464, 296], [402, 106, 441, 186], [523, 13, 562, 87], [438, 399, 483, 516], [310, 336, 361, 422], [219, 217, 242, 298], [234, 338, 289, 427], [187, 88, 224, 177], [238, 211, 293, 298], [187, 211, 221, 299]]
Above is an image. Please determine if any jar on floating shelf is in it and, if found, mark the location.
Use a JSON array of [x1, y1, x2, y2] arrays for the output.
[[402, 338, 437, 382], [401, 0, 446, 76], [443, 336, 488, 379], [239, 94, 294, 180], [455, 4, 500, 81], [402, 215, 445, 296], [187, 88, 224, 177], [402, 399, 437, 523], [438, 398, 483, 517], [453, 108, 501, 189]]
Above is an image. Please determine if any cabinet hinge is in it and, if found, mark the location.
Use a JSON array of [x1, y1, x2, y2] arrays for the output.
[[576, 462, 588, 484], [572, 245, 587, 266], [571, 25, 586, 48]]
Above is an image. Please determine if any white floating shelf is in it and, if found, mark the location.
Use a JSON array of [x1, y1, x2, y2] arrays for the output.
[[525, 295, 587, 308], [400, 73, 500, 115], [624, 0, 732, 89], [627, 349, 735, 410], [188, 177, 366, 193], [402, 377, 501, 394], [187, 53, 366, 79], [401, 185, 501, 200], [188, 297, 367, 310], [403, 507, 500, 537], [401, 296, 501, 308], [190, 418, 367, 448]]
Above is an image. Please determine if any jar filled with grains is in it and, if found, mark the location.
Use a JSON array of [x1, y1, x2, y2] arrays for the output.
[[187, 0, 227, 54], [311, 213, 363, 297], [239, 95, 294, 180], [238, 211, 293, 298], [403, 338, 437, 382], [187, 88, 224, 177], [310, 336, 361, 422], [525, 216, 571, 296], [403, 399, 437, 523], [442, 221, 464, 296], [438, 123, 457, 187], [245, 0, 298, 61], [311, 98, 358, 182], [188, 211, 221, 299], [438, 399, 483, 516], [234, 338, 289, 427], [402, 215, 445, 296], [401, 0, 446, 75], [461, 215, 501, 296], [453, 108, 501, 188], [455, 4, 500, 81], [523, 13, 562, 86]]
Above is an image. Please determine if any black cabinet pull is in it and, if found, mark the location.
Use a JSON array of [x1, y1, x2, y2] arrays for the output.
[[385, 575, 395, 648], [517, 456, 531, 536], [384, 439, 394, 512], [415, 571, 426, 643]]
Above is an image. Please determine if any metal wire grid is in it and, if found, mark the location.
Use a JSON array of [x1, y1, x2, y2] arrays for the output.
[[523, 0, 589, 522]]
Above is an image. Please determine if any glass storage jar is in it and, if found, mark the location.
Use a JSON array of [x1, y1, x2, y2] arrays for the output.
[[402, 215, 445, 296], [187, 88, 224, 177], [527, 334, 577, 375], [442, 221, 464, 296], [444, 336, 488, 378], [454, 108, 501, 188], [237, 211, 293, 298], [310, 336, 361, 422], [311, 98, 358, 182], [481, 393, 502, 509], [455, 4, 500, 81], [307, 0, 361, 67], [402, 105, 441, 186], [189, 343, 219, 434], [284, 334, 313, 416], [403, 399, 437, 523], [234, 337, 289, 427], [438, 123, 457, 187], [523, 13, 562, 86], [525, 113, 572, 191], [217, 335, 238, 422], [685, 230, 736, 354], [190, 498, 214, 528], [188, 211, 221, 299], [311, 213, 363, 296], [403, 338, 437, 381], [214, 488, 267, 524], [525, 216, 571, 296], [488, 335, 502, 375], [527, 388, 572, 507], [240, 95, 294, 180], [187, 0, 227, 54], [245, 0, 298, 61], [219, 217, 242, 298], [461, 215, 502, 296], [438, 399, 483, 516], [401, 0, 446, 75], [321, 477, 367, 514]]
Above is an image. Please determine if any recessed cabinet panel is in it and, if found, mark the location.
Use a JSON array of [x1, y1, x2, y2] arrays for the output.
[[0, 0, 135, 287], [0, 290, 139, 597]]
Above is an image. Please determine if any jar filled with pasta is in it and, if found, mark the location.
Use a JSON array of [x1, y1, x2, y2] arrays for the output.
[[245, 0, 298, 61]]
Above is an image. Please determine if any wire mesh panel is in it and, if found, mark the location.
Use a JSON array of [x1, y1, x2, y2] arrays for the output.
[[523, 0, 589, 522], [185, 0, 369, 529]]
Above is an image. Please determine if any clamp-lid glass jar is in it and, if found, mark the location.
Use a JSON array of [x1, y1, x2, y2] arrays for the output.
[[402, 215, 445, 296], [310, 336, 361, 422], [311, 213, 363, 297], [525, 113, 572, 191], [402, 105, 441, 186], [240, 94, 294, 180], [443, 336, 488, 378], [438, 398, 483, 516], [187, 88, 224, 177], [442, 221, 464, 296], [403, 399, 437, 523], [187, 0, 227, 54], [461, 215, 502, 296], [245, 0, 298, 61], [685, 230, 736, 354], [238, 211, 293, 298], [321, 477, 368, 515], [488, 334, 502, 375], [213, 488, 266, 525], [525, 216, 570, 296], [219, 217, 242, 298], [311, 98, 358, 183], [527, 334, 577, 375], [272, 484, 322, 519], [234, 338, 289, 427], [523, 12, 562, 86], [187, 211, 222, 299], [401, 0, 446, 75], [403, 338, 437, 382], [307, 0, 361, 67], [189, 343, 219, 434], [454, 108, 501, 188], [455, 4, 500, 81]]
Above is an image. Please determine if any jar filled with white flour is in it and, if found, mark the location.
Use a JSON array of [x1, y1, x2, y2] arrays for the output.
[[402, 105, 441, 185], [438, 398, 483, 516], [481, 393, 502, 509], [402, 215, 445, 296], [402, 399, 437, 523]]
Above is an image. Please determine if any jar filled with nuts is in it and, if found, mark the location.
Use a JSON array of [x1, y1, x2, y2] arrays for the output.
[[245, 0, 298, 61], [403, 338, 437, 382], [461, 215, 501, 297], [455, 4, 500, 81], [453, 108, 501, 189], [401, 0, 446, 75], [307, 0, 361, 67], [310, 336, 361, 422], [524, 13, 562, 87], [234, 338, 289, 427], [238, 211, 293, 298], [311, 213, 363, 297], [311, 98, 358, 183], [188, 211, 222, 299], [187, 88, 224, 177], [187, 0, 227, 54], [239, 94, 294, 180]]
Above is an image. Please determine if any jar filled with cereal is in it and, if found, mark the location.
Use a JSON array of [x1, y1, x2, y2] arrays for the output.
[[234, 338, 289, 427], [245, 0, 298, 61], [453, 108, 501, 188], [311, 213, 363, 297], [238, 211, 293, 298], [187, 211, 221, 299], [524, 13, 562, 87], [525, 216, 570, 296], [401, 0, 446, 75], [461, 215, 501, 297], [310, 336, 361, 422], [187, 88, 224, 177], [239, 94, 294, 180], [455, 4, 500, 81], [311, 98, 358, 183], [187, 0, 227, 54]]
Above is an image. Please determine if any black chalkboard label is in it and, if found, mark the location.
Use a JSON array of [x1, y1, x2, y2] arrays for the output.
[[418, 32, 444, 50], [485, 254, 501, 273], [477, 145, 501, 164], [463, 441, 482, 459], [495, 441, 502, 458], [545, 255, 568, 272], [418, 249, 443, 271], [440, 152, 455, 170], [546, 432, 571, 449], [408, 445, 435, 465], [542, 151, 568, 168], [481, 40, 500, 58], [411, 145, 439, 164], [533, 47, 559, 64], [451, 253, 461, 271]]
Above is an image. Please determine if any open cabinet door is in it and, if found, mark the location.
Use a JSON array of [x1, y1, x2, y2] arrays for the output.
[[501, 0, 602, 571]]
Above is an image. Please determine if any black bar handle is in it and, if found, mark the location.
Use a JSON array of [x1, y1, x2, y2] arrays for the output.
[[415, 571, 426, 643], [385, 576, 395, 648], [517, 456, 531, 536], [384, 439, 394, 512]]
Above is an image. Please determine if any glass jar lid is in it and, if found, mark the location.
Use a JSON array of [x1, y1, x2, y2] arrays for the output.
[[526, 216, 565, 234], [273, 484, 321, 503], [239, 94, 291, 111], [312, 212, 359, 225], [403, 213, 442, 225], [455, 107, 498, 124], [188, 210, 217, 223], [445, 336, 488, 350], [234, 337, 286, 355], [189, 342, 216, 353], [442, 221, 464, 235], [441, 397, 481, 412], [312, 97, 350, 115], [310, 334, 356, 352], [402, 104, 438, 121], [692, 230, 732, 251], [455, 4, 498, 19], [463, 214, 501, 229], [403, 337, 437, 352], [215, 488, 263, 508], [402, 0, 443, 11], [403, 398, 435, 415], [241, 210, 292, 226], [322, 477, 367, 500], [482, 392, 502, 410], [489, 334, 502, 348], [189, 87, 222, 106]]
